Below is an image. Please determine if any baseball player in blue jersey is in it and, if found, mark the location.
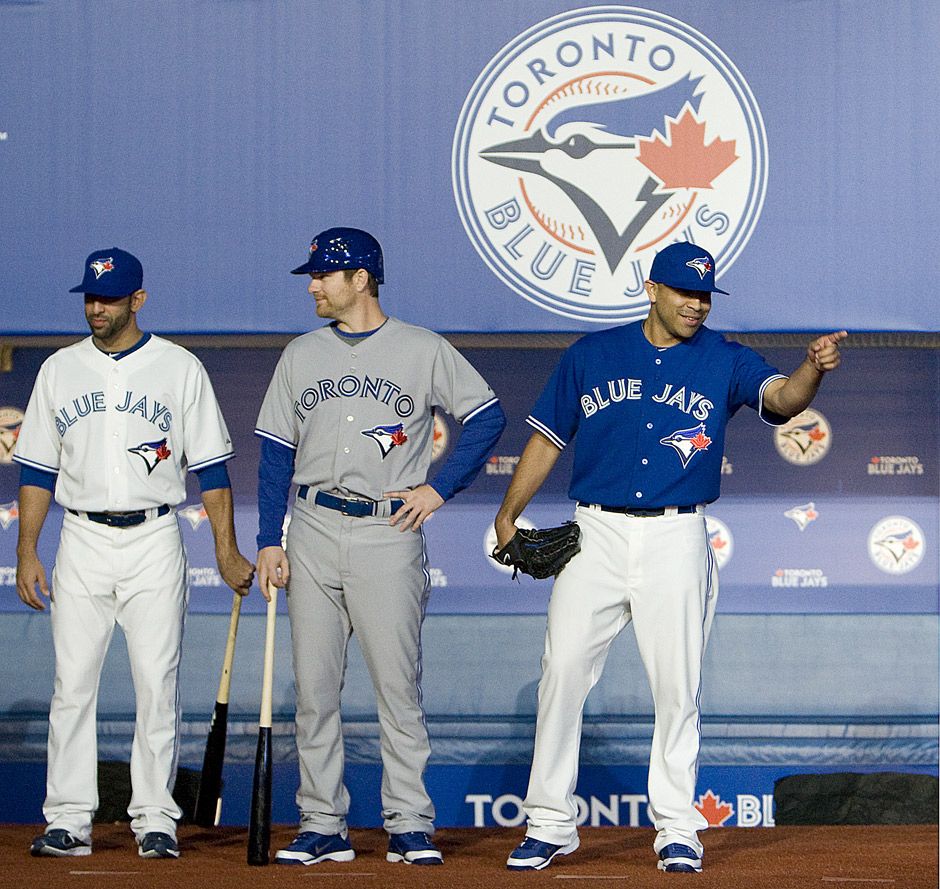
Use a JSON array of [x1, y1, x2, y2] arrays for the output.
[[14, 248, 254, 860], [255, 228, 506, 866], [495, 242, 846, 874]]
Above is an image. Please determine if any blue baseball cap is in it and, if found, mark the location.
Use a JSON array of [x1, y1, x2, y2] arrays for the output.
[[648, 242, 728, 295], [68, 248, 143, 297], [291, 227, 385, 283]]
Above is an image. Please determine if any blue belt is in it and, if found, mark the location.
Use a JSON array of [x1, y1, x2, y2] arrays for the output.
[[298, 486, 405, 518], [67, 505, 171, 528], [578, 502, 698, 517]]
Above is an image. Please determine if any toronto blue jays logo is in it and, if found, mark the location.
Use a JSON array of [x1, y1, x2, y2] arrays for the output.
[[660, 422, 711, 468], [784, 501, 819, 531], [0, 500, 19, 530], [90, 257, 115, 279], [775, 409, 831, 466], [453, 6, 767, 322], [128, 437, 172, 475], [686, 257, 713, 279], [867, 516, 925, 575], [178, 504, 209, 529], [362, 423, 408, 459]]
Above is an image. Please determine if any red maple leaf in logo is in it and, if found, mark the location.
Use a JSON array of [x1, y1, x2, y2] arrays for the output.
[[690, 431, 712, 450], [695, 790, 734, 826], [637, 109, 738, 189], [808, 427, 826, 442], [155, 443, 172, 461], [903, 537, 920, 551], [710, 535, 727, 550], [390, 429, 408, 447]]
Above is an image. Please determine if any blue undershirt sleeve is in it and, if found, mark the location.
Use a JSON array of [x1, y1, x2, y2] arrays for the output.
[[192, 461, 231, 492], [19, 464, 57, 492], [257, 436, 295, 550], [429, 401, 507, 502]]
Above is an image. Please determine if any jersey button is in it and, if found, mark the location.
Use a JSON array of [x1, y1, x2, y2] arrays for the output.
[[641, 458, 648, 465], [646, 422, 653, 429], [635, 491, 643, 498], [347, 415, 354, 422], [655, 358, 662, 365], [344, 447, 350, 454]]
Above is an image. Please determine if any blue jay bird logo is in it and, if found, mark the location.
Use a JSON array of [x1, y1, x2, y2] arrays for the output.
[[660, 423, 712, 468], [362, 423, 408, 459], [128, 438, 172, 475], [453, 7, 766, 323]]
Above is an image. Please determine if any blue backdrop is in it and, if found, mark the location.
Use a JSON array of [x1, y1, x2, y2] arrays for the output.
[[1, 1, 937, 333]]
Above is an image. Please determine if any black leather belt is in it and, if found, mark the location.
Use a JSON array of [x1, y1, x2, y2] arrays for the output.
[[298, 486, 405, 518], [67, 505, 171, 528], [578, 502, 698, 517]]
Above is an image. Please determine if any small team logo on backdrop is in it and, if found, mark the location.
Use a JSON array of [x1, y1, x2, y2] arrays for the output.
[[362, 423, 408, 459], [485, 516, 536, 575], [90, 257, 115, 279], [128, 437, 172, 475], [660, 422, 711, 467], [179, 504, 209, 530], [774, 408, 831, 465], [0, 407, 23, 464], [431, 411, 449, 462], [868, 515, 925, 575], [0, 500, 19, 530], [453, 5, 767, 322], [784, 501, 818, 531], [704, 515, 732, 569]]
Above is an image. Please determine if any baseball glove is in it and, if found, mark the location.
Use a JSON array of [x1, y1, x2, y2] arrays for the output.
[[491, 521, 582, 580]]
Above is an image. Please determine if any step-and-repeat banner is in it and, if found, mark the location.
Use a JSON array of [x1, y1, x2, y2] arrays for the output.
[[1, 344, 935, 615], [1, 1, 937, 333]]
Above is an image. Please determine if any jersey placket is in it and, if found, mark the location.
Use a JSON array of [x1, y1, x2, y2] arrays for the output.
[[106, 359, 128, 510], [634, 349, 668, 504]]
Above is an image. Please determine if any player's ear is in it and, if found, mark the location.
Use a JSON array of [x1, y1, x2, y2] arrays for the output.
[[644, 280, 657, 303], [130, 289, 147, 312], [352, 268, 369, 293]]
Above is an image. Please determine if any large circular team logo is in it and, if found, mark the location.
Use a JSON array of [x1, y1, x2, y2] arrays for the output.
[[0, 406, 23, 464], [453, 5, 767, 322], [774, 408, 832, 466], [704, 515, 733, 569], [868, 516, 925, 575]]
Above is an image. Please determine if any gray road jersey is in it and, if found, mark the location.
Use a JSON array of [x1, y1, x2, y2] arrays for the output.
[[256, 317, 496, 500]]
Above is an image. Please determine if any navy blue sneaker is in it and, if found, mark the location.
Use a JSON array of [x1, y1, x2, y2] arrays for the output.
[[506, 836, 580, 870], [657, 843, 702, 873], [138, 832, 180, 859], [274, 831, 355, 865], [386, 832, 443, 865], [30, 829, 91, 857]]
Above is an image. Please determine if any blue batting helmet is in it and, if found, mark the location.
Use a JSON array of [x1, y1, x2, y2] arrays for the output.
[[290, 227, 384, 283]]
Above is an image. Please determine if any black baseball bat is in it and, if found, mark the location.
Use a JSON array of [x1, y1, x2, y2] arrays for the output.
[[194, 591, 243, 827], [247, 584, 278, 866]]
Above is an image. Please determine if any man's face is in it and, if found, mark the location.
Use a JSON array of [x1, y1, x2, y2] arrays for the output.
[[645, 282, 712, 344], [84, 294, 134, 343], [307, 270, 359, 319]]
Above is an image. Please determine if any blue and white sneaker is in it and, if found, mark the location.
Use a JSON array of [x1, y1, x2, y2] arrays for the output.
[[506, 836, 580, 870], [274, 831, 355, 866], [657, 843, 702, 873], [30, 829, 91, 857], [386, 831, 443, 865], [138, 832, 180, 859]]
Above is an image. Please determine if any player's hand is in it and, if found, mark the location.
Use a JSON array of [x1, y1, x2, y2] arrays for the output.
[[386, 485, 445, 532], [216, 546, 255, 597], [494, 515, 520, 550], [807, 330, 847, 373], [257, 546, 290, 599], [16, 550, 50, 611]]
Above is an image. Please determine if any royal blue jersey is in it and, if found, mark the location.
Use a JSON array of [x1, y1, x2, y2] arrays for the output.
[[527, 323, 787, 508]]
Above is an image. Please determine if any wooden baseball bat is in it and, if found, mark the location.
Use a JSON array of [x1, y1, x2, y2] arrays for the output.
[[247, 583, 278, 866], [194, 591, 243, 827]]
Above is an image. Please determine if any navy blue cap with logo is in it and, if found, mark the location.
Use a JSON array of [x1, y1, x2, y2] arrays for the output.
[[69, 248, 143, 297], [291, 227, 385, 284], [648, 242, 729, 295]]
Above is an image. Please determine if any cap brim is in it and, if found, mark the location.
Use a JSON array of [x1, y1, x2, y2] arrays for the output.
[[290, 261, 314, 275]]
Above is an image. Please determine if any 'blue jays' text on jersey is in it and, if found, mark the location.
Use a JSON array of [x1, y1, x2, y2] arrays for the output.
[[527, 323, 787, 507]]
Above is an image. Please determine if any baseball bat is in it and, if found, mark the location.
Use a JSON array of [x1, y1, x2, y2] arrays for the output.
[[247, 583, 278, 866], [194, 591, 243, 827]]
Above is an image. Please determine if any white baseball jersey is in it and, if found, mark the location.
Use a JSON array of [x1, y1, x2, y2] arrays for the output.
[[14, 334, 233, 510]]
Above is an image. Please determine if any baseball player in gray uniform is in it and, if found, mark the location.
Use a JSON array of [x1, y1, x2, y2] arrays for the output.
[[255, 227, 505, 866], [14, 248, 254, 860]]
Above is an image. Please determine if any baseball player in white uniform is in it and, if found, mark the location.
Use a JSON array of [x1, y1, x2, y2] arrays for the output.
[[255, 228, 505, 866], [14, 248, 254, 860], [494, 242, 846, 873]]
